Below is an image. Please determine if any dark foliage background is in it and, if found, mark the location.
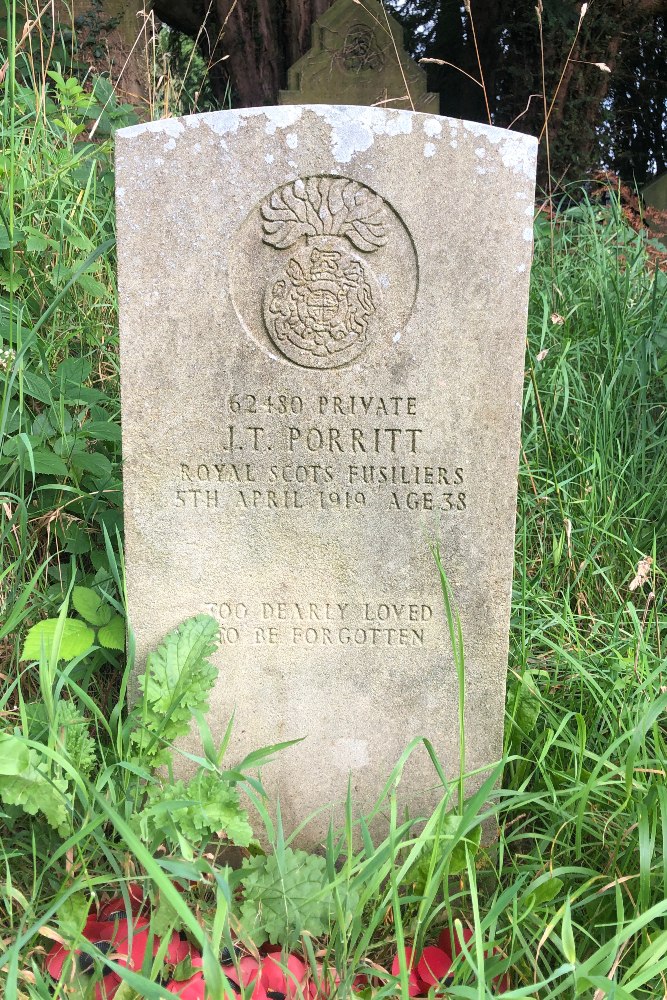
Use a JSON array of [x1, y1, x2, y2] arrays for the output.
[[7, 0, 664, 186], [390, 0, 666, 185]]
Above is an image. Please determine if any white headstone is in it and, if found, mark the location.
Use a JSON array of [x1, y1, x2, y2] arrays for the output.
[[116, 105, 537, 841]]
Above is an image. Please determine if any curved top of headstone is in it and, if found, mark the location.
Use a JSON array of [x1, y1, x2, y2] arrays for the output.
[[116, 104, 537, 168], [279, 0, 438, 114]]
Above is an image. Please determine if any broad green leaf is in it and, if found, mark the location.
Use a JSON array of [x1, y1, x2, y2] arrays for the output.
[[525, 876, 564, 909], [53, 435, 84, 458], [239, 848, 331, 948], [113, 986, 143, 1000], [30, 237, 113, 344], [32, 410, 56, 438], [62, 708, 96, 776], [72, 586, 112, 626], [66, 233, 94, 252], [407, 814, 482, 885], [26, 232, 49, 252], [508, 669, 543, 743], [71, 449, 112, 480], [65, 385, 108, 405], [51, 410, 74, 435], [448, 819, 482, 875], [2, 433, 40, 457], [141, 615, 219, 718], [516, 685, 541, 732], [57, 892, 89, 939], [30, 448, 69, 477], [132, 615, 219, 759], [0, 734, 30, 776], [81, 419, 122, 443], [62, 522, 92, 555], [21, 618, 95, 662], [98, 615, 125, 651], [152, 894, 181, 938], [0, 753, 68, 832], [22, 372, 53, 404], [0, 265, 24, 291], [141, 773, 252, 849], [56, 356, 92, 385], [77, 273, 108, 299]]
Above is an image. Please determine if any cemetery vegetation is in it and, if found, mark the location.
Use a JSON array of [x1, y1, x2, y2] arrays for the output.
[[1, 18, 667, 1000]]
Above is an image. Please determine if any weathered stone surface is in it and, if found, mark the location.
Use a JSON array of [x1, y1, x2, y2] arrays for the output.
[[116, 105, 537, 842], [644, 171, 667, 211], [279, 0, 438, 114]]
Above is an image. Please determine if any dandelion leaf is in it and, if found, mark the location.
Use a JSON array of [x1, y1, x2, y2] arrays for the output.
[[131, 615, 219, 759]]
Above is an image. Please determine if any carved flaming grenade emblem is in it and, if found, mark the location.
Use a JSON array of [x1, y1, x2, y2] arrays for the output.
[[261, 176, 388, 368]]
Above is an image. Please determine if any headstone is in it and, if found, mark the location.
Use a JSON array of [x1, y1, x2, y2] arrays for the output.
[[643, 172, 667, 243], [116, 105, 537, 842], [643, 171, 667, 212], [279, 0, 438, 114]]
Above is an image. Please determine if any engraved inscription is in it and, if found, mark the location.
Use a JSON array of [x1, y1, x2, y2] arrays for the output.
[[171, 391, 469, 516], [203, 598, 436, 648], [261, 177, 389, 369]]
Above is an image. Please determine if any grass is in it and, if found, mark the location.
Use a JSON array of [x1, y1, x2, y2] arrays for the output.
[[1, 12, 667, 1000]]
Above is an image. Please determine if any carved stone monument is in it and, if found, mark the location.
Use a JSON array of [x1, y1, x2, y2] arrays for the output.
[[279, 0, 438, 113], [116, 105, 537, 841]]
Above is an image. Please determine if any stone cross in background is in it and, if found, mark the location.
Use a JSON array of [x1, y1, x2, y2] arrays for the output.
[[278, 0, 438, 114], [116, 105, 537, 842]]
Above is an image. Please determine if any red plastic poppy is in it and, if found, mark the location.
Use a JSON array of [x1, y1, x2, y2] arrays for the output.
[[98, 883, 144, 921], [437, 925, 473, 959], [417, 946, 452, 986], [46, 917, 148, 979], [122, 926, 190, 970], [308, 959, 341, 998], [436, 929, 510, 994], [166, 971, 206, 998], [46, 916, 149, 1000], [218, 956, 263, 999], [46, 908, 198, 999], [168, 961, 258, 1000], [390, 946, 423, 997], [352, 973, 369, 991], [494, 971, 510, 994], [262, 952, 307, 998]]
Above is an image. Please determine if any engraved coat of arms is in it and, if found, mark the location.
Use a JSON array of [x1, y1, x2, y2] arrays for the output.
[[261, 176, 388, 369]]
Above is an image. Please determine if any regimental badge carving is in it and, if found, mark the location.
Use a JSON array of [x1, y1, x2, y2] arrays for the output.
[[339, 24, 385, 72], [261, 176, 388, 369]]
